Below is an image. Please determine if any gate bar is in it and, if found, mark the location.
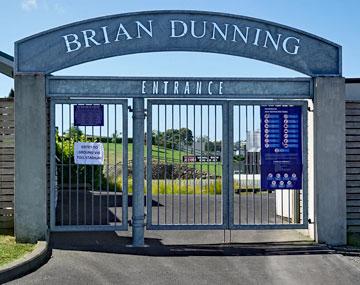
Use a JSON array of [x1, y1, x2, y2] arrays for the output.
[[132, 98, 145, 246]]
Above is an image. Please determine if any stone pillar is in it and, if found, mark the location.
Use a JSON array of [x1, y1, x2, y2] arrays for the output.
[[314, 77, 346, 245], [14, 74, 47, 243]]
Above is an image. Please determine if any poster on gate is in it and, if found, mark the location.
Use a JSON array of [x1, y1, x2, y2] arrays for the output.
[[74, 105, 104, 126], [260, 106, 302, 190], [74, 142, 104, 165]]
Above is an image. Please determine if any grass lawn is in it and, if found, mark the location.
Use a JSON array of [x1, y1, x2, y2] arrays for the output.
[[0, 235, 35, 267], [103, 142, 223, 175], [348, 233, 360, 247]]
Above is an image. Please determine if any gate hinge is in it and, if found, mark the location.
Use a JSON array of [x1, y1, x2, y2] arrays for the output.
[[128, 106, 147, 117]]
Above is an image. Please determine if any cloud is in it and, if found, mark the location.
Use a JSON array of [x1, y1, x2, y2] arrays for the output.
[[21, 0, 38, 11]]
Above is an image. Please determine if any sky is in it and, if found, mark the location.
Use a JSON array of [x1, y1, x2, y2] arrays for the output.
[[0, 0, 360, 97]]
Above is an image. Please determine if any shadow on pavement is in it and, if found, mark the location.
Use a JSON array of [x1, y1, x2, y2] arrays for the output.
[[50, 232, 334, 257]]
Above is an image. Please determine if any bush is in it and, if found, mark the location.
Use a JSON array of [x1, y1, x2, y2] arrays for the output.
[[55, 128, 107, 190]]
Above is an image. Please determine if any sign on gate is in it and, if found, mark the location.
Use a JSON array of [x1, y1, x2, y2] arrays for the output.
[[260, 106, 302, 190], [74, 142, 104, 165], [182, 155, 221, 162], [74, 105, 104, 126]]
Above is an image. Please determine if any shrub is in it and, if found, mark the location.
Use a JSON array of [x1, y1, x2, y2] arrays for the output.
[[55, 128, 107, 190]]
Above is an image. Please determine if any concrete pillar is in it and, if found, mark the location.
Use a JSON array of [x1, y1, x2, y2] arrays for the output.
[[131, 98, 145, 246], [314, 77, 346, 245], [14, 74, 47, 243]]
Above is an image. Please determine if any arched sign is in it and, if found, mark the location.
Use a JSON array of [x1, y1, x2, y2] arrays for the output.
[[15, 10, 341, 76]]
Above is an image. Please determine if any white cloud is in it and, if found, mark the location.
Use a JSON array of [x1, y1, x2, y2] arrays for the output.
[[21, 0, 38, 11]]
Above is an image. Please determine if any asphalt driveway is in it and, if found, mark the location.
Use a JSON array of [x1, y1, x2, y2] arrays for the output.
[[6, 231, 360, 285]]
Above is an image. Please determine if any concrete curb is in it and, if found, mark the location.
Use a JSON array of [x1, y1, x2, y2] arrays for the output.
[[0, 241, 51, 284], [330, 246, 360, 256]]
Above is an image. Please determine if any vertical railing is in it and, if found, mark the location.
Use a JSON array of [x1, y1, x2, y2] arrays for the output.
[[50, 99, 128, 232]]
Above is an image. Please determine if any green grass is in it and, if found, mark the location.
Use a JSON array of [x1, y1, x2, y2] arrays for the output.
[[0, 235, 35, 267], [109, 177, 260, 195], [348, 233, 360, 247], [103, 142, 222, 175]]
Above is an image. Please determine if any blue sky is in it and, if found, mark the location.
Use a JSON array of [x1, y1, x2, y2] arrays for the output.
[[0, 0, 359, 97]]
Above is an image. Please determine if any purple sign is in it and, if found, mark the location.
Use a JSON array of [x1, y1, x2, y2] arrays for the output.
[[74, 105, 104, 126], [260, 106, 302, 190]]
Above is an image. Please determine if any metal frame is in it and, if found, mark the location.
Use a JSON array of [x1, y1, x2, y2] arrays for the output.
[[49, 98, 128, 232], [228, 100, 308, 230], [47, 76, 314, 99], [146, 99, 308, 230], [146, 99, 229, 230]]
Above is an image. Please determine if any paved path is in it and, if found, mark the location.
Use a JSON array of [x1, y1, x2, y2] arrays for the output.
[[6, 231, 360, 285], [56, 192, 286, 226]]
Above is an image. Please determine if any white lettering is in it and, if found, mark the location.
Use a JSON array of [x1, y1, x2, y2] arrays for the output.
[[282, 36, 300, 55], [136, 20, 153, 38], [101, 26, 110, 44], [174, 81, 179, 94], [219, 81, 224, 95], [163, 81, 169, 94], [62, 34, 81, 53], [196, 82, 202, 94], [232, 25, 249, 43], [153, 81, 159, 94], [184, 82, 190, 94], [263, 31, 282, 50], [170, 20, 188, 38], [82, 29, 101, 47], [211, 22, 228, 40], [191, 20, 207, 38], [142, 81, 146, 94], [208, 81, 213, 95], [253, 28, 262, 46], [115, 23, 132, 41]]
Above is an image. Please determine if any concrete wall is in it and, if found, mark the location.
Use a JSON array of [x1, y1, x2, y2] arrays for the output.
[[314, 77, 346, 245], [14, 74, 47, 243]]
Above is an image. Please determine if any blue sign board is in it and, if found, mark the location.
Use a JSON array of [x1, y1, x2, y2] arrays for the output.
[[74, 105, 104, 126], [260, 106, 302, 190]]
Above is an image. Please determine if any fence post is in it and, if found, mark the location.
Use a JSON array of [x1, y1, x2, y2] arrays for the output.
[[131, 98, 145, 246]]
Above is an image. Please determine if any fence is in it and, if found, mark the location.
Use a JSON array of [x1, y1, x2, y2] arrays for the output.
[[0, 98, 14, 232], [346, 101, 360, 234]]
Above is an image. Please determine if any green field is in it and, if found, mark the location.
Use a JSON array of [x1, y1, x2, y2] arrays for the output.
[[103, 142, 222, 176]]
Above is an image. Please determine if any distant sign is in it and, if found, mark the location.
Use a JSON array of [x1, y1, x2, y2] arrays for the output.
[[182, 155, 221, 163], [74, 142, 104, 165], [74, 105, 104, 126], [260, 106, 302, 190]]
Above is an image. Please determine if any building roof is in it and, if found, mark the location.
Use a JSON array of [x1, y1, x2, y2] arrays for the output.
[[0, 51, 14, 78]]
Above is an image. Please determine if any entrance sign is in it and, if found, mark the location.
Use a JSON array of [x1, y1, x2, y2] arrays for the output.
[[48, 76, 313, 98], [74, 105, 104, 126], [74, 142, 104, 165], [15, 11, 341, 76], [260, 106, 302, 190]]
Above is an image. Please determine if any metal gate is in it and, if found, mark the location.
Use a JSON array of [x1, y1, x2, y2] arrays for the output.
[[50, 99, 128, 231], [146, 99, 308, 230]]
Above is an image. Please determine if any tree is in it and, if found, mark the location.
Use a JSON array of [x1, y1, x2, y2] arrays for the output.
[[8, 89, 14, 98], [66, 126, 83, 140], [112, 131, 122, 143], [179, 128, 193, 146], [152, 128, 193, 148]]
